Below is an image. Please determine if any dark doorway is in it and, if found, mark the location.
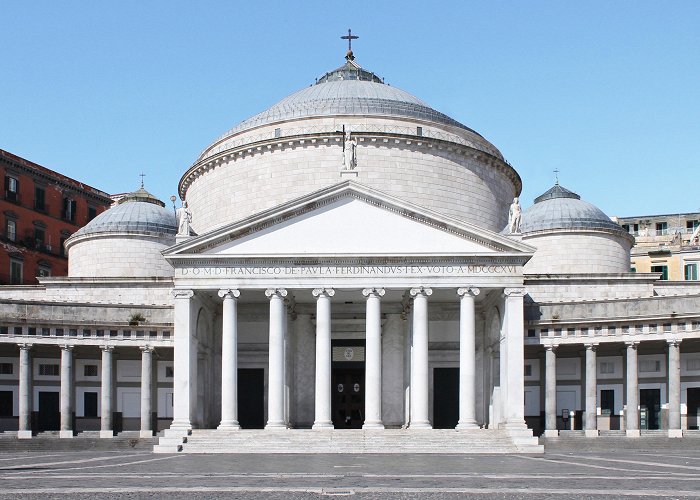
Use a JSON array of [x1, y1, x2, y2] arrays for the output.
[[687, 387, 700, 430], [433, 367, 459, 429], [640, 388, 661, 430], [332, 368, 364, 428], [238, 368, 264, 429], [38, 391, 60, 431], [84, 392, 98, 418], [0, 391, 12, 417]]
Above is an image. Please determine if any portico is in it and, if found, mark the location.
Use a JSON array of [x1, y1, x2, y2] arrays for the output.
[[160, 182, 536, 445]]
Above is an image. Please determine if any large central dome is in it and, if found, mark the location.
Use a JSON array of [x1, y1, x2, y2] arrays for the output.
[[182, 57, 520, 235]]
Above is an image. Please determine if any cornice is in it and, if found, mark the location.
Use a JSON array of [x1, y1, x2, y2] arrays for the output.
[[178, 129, 520, 199]]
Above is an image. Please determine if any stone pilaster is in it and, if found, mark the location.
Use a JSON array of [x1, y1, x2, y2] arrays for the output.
[[625, 341, 640, 437], [544, 344, 558, 437], [667, 339, 682, 438], [140, 346, 154, 437], [584, 343, 598, 437]]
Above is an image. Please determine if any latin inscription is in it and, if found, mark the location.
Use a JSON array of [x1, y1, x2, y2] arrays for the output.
[[178, 264, 518, 277]]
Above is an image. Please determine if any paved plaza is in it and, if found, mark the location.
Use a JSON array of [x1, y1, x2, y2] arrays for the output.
[[0, 448, 699, 498]]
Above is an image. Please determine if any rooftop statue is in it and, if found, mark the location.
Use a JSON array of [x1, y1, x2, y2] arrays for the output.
[[176, 201, 192, 236], [343, 131, 357, 170], [509, 197, 522, 234]]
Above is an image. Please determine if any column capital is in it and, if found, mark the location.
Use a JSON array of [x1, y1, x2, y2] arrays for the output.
[[410, 286, 432, 297], [584, 342, 598, 351], [172, 289, 194, 299], [362, 287, 385, 298], [503, 287, 526, 297], [265, 288, 288, 298], [545, 343, 559, 352], [100, 345, 114, 352], [312, 288, 335, 298], [17, 343, 33, 351], [217, 288, 241, 299], [140, 345, 154, 353], [667, 338, 682, 347], [457, 287, 480, 298], [61, 344, 74, 352], [625, 340, 639, 349]]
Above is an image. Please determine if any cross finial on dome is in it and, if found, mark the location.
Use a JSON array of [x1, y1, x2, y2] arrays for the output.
[[341, 28, 358, 61], [139, 172, 146, 189], [554, 168, 560, 185]]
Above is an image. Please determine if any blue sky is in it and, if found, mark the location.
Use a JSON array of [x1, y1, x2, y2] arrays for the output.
[[1, 1, 699, 217]]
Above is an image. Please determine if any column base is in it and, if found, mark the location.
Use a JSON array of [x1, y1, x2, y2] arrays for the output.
[[17, 430, 32, 439], [668, 429, 683, 438], [584, 429, 599, 438], [59, 430, 74, 438], [312, 422, 334, 430], [362, 422, 385, 430], [139, 430, 154, 438], [543, 429, 559, 438], [169, 419, 192, 432], [626, 429, 640, 438], [217, 422, 241, 431], [99, 430, 114, 438], [265, 422, 288, 430], [456, 421, 478, 430], [408, 421, 432, 430]]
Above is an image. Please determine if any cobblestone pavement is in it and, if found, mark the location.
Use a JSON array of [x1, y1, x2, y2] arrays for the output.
[[0, 449, 699, 498]]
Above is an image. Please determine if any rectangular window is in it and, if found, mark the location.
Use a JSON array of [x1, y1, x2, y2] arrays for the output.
[[651, 265, 668, 280], [87, 206, 97, 221], [62, 198, 77, 222], [83, 364, 98, 377], [39, 364, 59, 376], [600, 361, 615, 374], [84, 392, 98, 418], [601, 389, 615, 416], [686, 358, 700, 371], [34, 186, 46, 211], [656, 222, 668, 235], [0, 363, 13, 375], [36, 267, 51, 278], [6, 219, 16, 241], [687, 220, 699, 233], [165, 366, 174, 378], [639, 359, 661, 373], [4, 176, 19, 201], [416, 126, 423, 136], [10, 260, 22, 285], [524, 364, 532, 377], [274, 127, 281, 138], [34, 227, 45, 247], [685, 263, 698, 281]]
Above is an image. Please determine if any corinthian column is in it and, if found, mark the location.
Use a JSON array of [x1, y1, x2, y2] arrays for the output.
[[363, 287, 385, 429], [312, 288, 334, 430], [456, 287, 480, 429], [266, 288, 288, 429], [218, 289, 241, 430], [409, 286, 432, 429]]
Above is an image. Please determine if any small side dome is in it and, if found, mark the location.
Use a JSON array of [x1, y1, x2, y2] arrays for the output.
[[65, 187, 177, 278], [519, 183, 633, 274]]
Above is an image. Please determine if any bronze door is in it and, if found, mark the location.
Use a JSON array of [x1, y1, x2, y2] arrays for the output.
[[332, 368, 364, 429]]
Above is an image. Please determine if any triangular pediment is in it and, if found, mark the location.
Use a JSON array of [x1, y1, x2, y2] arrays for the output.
[[164, 181, 535, 259]]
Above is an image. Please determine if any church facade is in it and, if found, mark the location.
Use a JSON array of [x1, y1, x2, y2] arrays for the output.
[[0, 52, 699, 452]]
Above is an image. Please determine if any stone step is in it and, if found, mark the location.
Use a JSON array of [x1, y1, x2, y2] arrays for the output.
[[155, 429, 543, 454]]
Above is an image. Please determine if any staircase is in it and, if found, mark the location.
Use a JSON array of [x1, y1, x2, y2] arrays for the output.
[[154, 428, 543, 454]]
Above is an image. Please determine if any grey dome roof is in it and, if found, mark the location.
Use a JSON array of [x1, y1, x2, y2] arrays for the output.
[[72, 188, 177, 238], [202, 59, 500, 159], [520, 184, 625, 234]]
